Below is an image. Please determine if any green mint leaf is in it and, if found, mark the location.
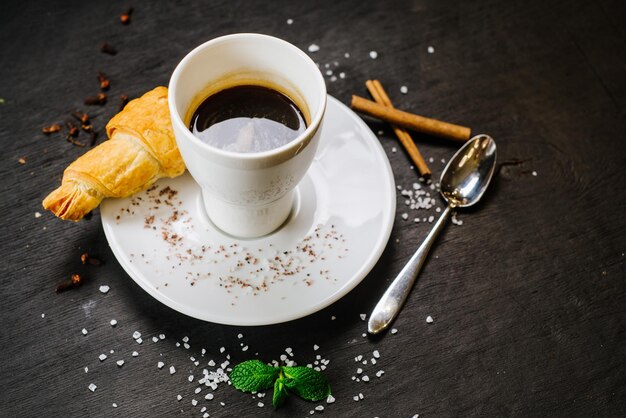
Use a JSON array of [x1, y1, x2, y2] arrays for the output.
[[230, 360, 280, 392], [281, 366, 331, 401], [272, 377, 290, 409]]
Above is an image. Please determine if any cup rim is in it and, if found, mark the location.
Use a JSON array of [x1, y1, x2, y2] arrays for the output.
[[168, 33, 327, 161]]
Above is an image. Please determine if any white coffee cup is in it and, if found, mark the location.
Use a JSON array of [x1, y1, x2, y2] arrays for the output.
[[168, 34, 327, 238]]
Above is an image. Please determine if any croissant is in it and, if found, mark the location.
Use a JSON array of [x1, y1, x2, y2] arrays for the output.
[[43, 86, 185, 221]]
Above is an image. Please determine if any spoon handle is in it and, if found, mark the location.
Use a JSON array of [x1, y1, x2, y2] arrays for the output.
[[368, 205, 452, 334]]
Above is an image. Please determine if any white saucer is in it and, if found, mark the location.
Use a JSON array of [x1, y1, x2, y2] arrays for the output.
[[101, 96, 395, 325]]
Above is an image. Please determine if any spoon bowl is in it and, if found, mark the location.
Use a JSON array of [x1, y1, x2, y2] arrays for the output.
[[368, 134, 497, 334], [440, 134, 497, 207]]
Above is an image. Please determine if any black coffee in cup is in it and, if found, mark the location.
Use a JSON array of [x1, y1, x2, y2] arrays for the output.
[[188, 85, 307, 153]]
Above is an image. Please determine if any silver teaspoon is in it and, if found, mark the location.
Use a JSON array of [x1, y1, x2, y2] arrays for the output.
[[368, 134, 497, 335]]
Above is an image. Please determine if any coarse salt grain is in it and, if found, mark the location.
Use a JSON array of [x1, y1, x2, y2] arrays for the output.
[[195, 387, 202, 394], [170, 366, 176, 374], [35, 212, 42, 218], [316, 405, 324, 411], [192, 399, 198, 406], [426, 315, 433, 323], [188, 375, 194, 382], [308, 44, 320, 53], [110, 319, 117, 326], [205, 393, 214, 400], [373, 350, 380, 358], [112, 403, 117, 408], [99, 285, 110, 294], [402, 213, 409, 220], [286, 18, 293, 24], [136, 338, 143, 344], [88, 383, 97, 392], [220, 347, 225, 353], [99, 354, 107, 361], [258, 402, 264, 407], [182, 336, 189, 343], [132, 351, 139, 357], [339, 72, 346, 79], [359, 393, 364, 399], [82, 328, 88, 335], [427, 46, 435, 54], [400, 86, 408, 94], [376, 370, 385, 377], [392, 147, 397, 153], [132, 331, 141, 340], [362, 375, 370, 382], [237, 333, 243, 339], [344, 52, 350, 58], [353, 395, 359, 401], [152, 336, 158, 343], [313, 344, 319, 351], [84, 367, 88, 373], [116, 360, 124, 367], [369, 51, 378, 59], [41, 313, 45, 318], [327, 394, 335, 404], [157, 362, 164, 369], [242, 345, 249, 351], [159, 334, 165, 340], [360, 313, 366, 321], [177, 395, 182, 401], [532, 171, 538, 176]]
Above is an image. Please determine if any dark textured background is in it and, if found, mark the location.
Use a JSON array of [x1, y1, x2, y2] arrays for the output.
[[1, 0, 625, 416]]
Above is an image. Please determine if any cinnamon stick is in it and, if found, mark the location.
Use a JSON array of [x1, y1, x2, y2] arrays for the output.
[[365, 80, 431, 177], [351, 95, 471, 142]]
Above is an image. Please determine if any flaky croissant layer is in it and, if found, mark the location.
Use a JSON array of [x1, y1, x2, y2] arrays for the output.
[[43, 86, 185, 221]]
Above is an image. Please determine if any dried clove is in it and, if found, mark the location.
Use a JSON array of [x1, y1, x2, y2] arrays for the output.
[[55, 274, 84, 293], [84, 93, 107, 106], [81, 252, 102, 266], [71, 110, 90, 125], [97, 72, 110, 91], [100, 42, 118, 55], [42, 124, 61, 134], [66, 121, 79, 137], [119, 94, 129, 111], [67, 137, 87, 147], [89, 131, 98, 146], [120, 7, 134, 25], [66, 123, 86, 146]]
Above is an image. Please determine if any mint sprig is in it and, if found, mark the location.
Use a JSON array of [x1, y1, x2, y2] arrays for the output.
[[230, 360, 331, 409], [228, 360, 279, 392], [282, 366, 331, 401]]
